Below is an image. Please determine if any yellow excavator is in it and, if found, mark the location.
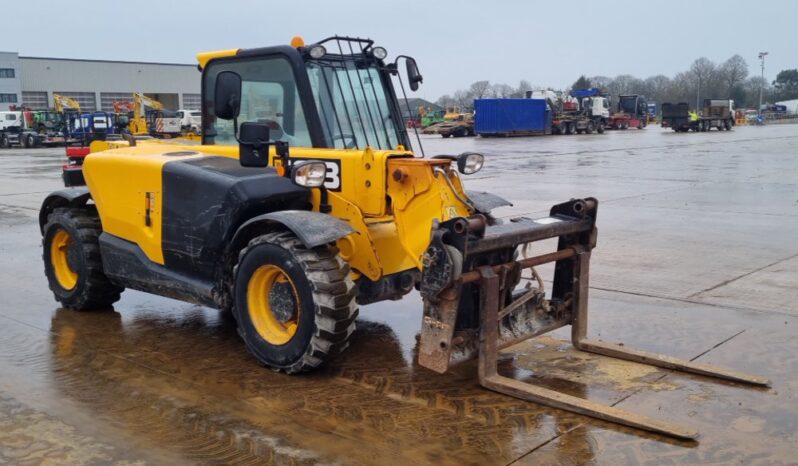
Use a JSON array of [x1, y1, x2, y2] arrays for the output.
[[39, 36, 768, 441], [127, 93, 181, 137], [53, 94, 81, 113]]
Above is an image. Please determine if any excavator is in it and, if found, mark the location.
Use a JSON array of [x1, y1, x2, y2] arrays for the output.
[[54, 94, 81, 113], [39, 36, 767, 440], [128, 92, 182, 137]]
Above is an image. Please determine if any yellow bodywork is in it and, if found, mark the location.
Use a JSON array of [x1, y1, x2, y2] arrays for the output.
[[84, 140, 472, 281]]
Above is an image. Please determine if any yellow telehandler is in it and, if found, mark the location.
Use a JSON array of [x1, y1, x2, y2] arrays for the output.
[[39, 36, 766, 440]]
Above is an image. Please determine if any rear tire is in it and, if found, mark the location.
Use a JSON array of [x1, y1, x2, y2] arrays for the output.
[[42, 207, 123, 310], [26, 134, 36, 148], [233, 231, 358, 373], [596, 121, 605, 134], [586, 121, 595, 134]]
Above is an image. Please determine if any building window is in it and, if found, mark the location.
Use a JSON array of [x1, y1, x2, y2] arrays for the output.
[[0, 93, 18, 103], [0, 68, 15, 78]]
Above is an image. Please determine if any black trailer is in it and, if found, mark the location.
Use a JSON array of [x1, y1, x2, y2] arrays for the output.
[[661, 100, 735, 132]]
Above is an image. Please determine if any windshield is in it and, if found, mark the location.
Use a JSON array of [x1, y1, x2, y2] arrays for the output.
[[619, 96, 637, 114], [306, 59, 400, 150]]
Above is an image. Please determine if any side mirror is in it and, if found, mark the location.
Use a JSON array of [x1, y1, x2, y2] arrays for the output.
[[238, 122, 270, 167], [214, 71, 242, 120], [405, 58, 423, 91]]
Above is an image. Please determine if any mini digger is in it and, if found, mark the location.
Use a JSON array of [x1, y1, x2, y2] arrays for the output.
[[40, 36, 767, 440]]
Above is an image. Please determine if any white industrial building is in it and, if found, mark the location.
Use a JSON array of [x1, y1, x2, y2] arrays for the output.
[[0, 51, 200, 112]]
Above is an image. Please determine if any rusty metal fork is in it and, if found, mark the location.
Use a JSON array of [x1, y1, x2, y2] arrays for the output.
[[476, 250, 769, 440]]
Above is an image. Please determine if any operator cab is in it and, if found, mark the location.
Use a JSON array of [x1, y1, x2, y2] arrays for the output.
[[200, 36, 423, 153]]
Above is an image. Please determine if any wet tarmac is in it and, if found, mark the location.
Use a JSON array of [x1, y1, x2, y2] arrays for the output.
[[1, 125, 797, 465]]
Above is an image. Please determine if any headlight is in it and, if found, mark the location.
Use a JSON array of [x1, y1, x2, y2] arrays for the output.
[[308, 44, 327, 59], [291, 161, 327, 187], [457, 152, 484, 175], [372, 46, 388, 60]]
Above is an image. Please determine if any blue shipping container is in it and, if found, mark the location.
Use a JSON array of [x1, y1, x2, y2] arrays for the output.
[[474, 99, 550, 136]]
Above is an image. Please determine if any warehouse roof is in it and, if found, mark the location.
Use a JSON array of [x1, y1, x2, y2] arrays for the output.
[[18, 55, 196, 67]]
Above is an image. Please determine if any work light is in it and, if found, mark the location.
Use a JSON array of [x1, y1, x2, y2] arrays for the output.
[[291, 161, 327, 187], [457, 152, 484, 175], [372, 46, 388, 60], [308, 45, 327, 59]]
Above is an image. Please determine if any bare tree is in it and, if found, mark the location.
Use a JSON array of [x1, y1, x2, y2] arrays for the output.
[[643, 75, 671, 103], [690, 57, 716, 108], [607, 75, 638, 96], [512, 80, 532, 98], [743, 76, 770, 108], [489, 83, 514, 98], [589, 75, 612, 89], [719, 55, 749, 94], [469, 80, 492, 100], [453, 89, 472, 110], [435, 94, 456, 109]]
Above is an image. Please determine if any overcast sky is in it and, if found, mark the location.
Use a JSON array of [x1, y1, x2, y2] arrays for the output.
[[4, 0, 795, 100]]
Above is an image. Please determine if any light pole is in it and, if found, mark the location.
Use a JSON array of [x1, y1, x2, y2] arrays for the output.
[[758, 52, 768, 115]]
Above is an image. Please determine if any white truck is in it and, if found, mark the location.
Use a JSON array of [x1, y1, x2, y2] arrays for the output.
[[176, 109, 202, 133], [0, 111, 45, 148]]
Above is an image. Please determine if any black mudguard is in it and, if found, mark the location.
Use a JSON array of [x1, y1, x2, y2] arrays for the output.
[[466, 191, 512, 213], [234, 210, 354, 249], [39, 187, 91, 233]]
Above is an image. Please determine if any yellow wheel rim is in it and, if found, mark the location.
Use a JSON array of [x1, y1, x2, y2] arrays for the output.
[[247, 264, 300, 345], [51, 229, 78, 290]]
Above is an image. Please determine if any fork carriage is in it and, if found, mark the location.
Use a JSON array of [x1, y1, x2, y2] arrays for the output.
[[418, 198, 768, 440]]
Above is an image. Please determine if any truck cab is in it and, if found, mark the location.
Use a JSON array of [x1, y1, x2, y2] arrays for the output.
[[176, 109, 202, 133]]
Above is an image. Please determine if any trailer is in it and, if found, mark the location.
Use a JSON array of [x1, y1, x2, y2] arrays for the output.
[[474, 98, 551, 136], [661, 100, 735, 132]]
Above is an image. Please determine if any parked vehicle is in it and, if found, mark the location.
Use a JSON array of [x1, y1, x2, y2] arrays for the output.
[[0, 110, 48, 148], [607, 95, 648, 130], [437, 113, 474, 137], [647, 103, 658, 124], [661, 100, 735, 132], [421, 109, 445, 128], [176, 109, 202, 133], [37, 35, 768, 440]]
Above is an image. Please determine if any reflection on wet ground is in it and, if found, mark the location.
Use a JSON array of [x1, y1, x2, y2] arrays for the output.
[[1, 126, 798, 465]]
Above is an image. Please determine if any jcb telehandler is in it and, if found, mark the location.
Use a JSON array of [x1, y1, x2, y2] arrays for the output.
[[39, 36, 767, 440]]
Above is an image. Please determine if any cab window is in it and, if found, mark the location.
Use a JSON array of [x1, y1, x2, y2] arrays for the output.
[[203, 56, 311, 147]]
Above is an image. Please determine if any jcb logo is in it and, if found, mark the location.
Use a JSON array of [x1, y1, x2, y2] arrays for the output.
[[321, 161, 341, 191]]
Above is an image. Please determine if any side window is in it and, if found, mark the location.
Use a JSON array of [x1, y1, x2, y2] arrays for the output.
[[176, 111, 184, 118], [204, 56, 311, 147], [7, 114, 16, 121]]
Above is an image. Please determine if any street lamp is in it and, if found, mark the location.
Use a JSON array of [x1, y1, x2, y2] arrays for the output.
[[758, 52, 768, 116]]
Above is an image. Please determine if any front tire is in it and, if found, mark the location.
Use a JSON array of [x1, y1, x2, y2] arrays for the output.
[[42, 207, 123, 309], [233, 231, 358, 373]]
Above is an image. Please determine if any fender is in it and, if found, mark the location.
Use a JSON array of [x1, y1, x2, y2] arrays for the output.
[[39, 187, 91, 233], [466, 190, 512, 214], [234, 210, 355, 250]]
